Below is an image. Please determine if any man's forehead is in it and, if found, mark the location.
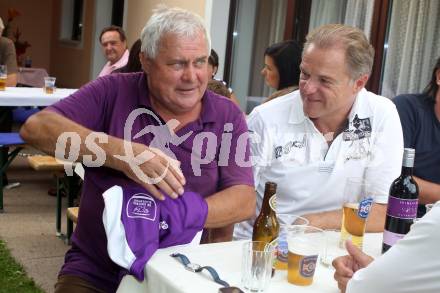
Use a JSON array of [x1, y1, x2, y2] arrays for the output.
[[157, 33, 209, 56], [101, 31, 123, 43]]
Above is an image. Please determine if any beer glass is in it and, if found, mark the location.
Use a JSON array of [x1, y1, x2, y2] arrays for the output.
[[44, 76, 56, 94], [241, 241, 275, 292], [340, 178, 373, 249], [287, 225, 324, 286], [274, 214, 309, 270], [0, 65, 7, 91]]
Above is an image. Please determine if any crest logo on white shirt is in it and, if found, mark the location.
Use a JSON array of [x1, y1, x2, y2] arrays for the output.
[[126, 193, 157, 221], [274, 134, 306, 159]]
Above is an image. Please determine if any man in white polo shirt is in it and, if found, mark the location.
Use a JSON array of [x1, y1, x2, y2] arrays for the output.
[[234, 24, 403, 239]]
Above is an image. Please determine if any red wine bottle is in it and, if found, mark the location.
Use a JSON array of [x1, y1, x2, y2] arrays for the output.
[[382, 148, 419, 253]]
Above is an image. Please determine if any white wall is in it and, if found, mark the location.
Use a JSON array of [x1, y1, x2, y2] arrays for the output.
[[205, 0, 230, 80], [90, 0, 113, 79]]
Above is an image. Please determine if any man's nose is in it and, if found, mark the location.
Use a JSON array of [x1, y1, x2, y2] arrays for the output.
[[302, 79, 318, 94], [182, 65, 196, 82]]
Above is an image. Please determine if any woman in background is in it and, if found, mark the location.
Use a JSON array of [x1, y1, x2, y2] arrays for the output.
[[393, 57, 440, 217], [261, 40, 302, 102]]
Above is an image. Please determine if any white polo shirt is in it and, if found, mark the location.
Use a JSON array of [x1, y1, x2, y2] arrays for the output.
[[234, 89, 403, 240], [347, 201, 440, 293]]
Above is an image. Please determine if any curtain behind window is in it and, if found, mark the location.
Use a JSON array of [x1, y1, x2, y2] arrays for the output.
[[381, 0, 440, 98]]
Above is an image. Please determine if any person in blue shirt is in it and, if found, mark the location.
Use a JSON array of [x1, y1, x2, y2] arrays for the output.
[[393, 57, 440, 217]]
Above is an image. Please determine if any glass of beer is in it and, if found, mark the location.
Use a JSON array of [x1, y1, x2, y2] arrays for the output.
[[274, 214, 309, 270], [340, 178, 373, 249], [287, 225, 324, 286], [241, 241, 275, 292], [0, 65, 7, 91], [44, 76, 56, 94]]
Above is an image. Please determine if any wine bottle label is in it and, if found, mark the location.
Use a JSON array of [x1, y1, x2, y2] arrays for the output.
[[386, 196, 418, 219], [383, 229, 405, 247], [358, 197, 373, 218], [269, 194, 276, 212]]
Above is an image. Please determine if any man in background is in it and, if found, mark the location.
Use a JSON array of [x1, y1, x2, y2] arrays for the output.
[[0, 17, 18, 188], [98, 25, 129, 77]]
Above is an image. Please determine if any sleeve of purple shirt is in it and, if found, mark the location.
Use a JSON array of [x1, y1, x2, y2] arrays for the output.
[[217, 106, 254, 190], [46, 76, 115, 132]]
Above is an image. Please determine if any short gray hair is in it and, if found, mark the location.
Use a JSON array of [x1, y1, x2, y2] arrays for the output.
[[304, 24, 374, 79], [140, 6, 211, 59]]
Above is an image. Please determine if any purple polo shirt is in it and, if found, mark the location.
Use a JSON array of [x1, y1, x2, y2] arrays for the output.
[[47, 72, 253, 292]]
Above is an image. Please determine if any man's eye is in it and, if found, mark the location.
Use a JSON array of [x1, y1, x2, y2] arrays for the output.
[[170, 63, 184, 70], [194, 59, 206, 67], [300, 72, 309, 79]]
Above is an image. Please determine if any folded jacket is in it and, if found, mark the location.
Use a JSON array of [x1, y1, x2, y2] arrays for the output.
[[102, 185, 208, 281]]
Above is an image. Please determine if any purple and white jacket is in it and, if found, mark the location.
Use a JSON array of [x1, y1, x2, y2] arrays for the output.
[[102, 185, 208, 281]]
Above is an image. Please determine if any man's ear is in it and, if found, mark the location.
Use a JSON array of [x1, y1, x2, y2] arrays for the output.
[[354, 74, 369, 92], [139, 52, 150, 74]]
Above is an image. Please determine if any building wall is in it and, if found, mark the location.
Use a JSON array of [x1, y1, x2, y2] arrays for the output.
[[125, 0, 206, 45], [48, 0, 95, 88], [0, 0, 53, 71]]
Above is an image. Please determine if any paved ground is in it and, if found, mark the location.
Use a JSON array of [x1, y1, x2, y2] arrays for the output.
[[0, 154, 70, 293]]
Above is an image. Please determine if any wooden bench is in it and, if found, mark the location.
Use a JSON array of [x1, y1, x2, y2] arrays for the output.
[[67, 207, 79, 223], [27, 155, 80, 244]]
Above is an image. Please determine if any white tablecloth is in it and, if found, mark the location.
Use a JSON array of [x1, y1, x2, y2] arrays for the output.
[[117, 232, 383, 293], [0, 87, 77, 106]]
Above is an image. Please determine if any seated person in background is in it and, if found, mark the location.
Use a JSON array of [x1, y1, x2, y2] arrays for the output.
[[393, 57, 440, 217], [115, 39, 142, 73], [98, 25, 129, 77], [261, 40, 302, 103], [208, 49, 240, 106], [234, 24, 403, 239], [0, 17, 18, 188], [20, 6, 254, 292], [333, 202, 440, 293]]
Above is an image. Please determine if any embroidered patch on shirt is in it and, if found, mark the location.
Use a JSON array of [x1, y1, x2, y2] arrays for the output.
[[343, 115, 372, 141], [126, 193, 157, 221], [274, 134, 306, 159]]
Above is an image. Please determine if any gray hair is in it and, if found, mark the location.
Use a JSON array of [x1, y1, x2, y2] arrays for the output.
[[304, 24, 374, 79], [0, 17, 4, 31], [140, 6, 211, 59]]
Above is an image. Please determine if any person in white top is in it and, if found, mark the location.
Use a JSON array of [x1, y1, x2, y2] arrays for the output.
[[333, 201, 440, 293], [234, 24, 403, 239], [98, 25, 129, 77]]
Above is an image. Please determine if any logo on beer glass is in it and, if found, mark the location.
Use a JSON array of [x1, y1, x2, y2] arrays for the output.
[[300, 255, 318, 278], [358, 197, 373, 218]]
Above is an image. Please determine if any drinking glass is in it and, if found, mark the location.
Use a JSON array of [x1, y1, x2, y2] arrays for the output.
[[287, 225, 324, 286], [0, 65, 7, 91], [340, 178, 373, 249], [241, 241, 275, 292], [44, 76, 56, 94], [274, 214, 309, 270]]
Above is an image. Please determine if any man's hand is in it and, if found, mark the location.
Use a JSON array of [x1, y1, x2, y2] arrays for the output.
[[118, 143, 186, 200], [332, 241, 374, 292]]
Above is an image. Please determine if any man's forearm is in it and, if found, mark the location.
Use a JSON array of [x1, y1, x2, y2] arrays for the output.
[[204, 185, 255, 228], [414, 176, 440, 204], [20, 110, 124, 170], [302, 203, 386, 232]]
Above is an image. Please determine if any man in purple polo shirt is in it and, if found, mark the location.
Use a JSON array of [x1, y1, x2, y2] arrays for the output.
[[20, 6, 255, 293]]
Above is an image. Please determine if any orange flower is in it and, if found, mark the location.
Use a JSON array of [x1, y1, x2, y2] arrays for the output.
[[7, 8, 21, 22]]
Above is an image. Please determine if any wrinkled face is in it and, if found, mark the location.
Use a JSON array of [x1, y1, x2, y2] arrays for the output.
[[299, 44, 366, 122], [100, 31, 127, 64], [261, 55, 280, 89], [141, 32, 209, 115]]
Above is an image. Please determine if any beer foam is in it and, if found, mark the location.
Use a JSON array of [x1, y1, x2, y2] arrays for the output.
[[287, 238, 320, 255], [344, 202, 359, 209]]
